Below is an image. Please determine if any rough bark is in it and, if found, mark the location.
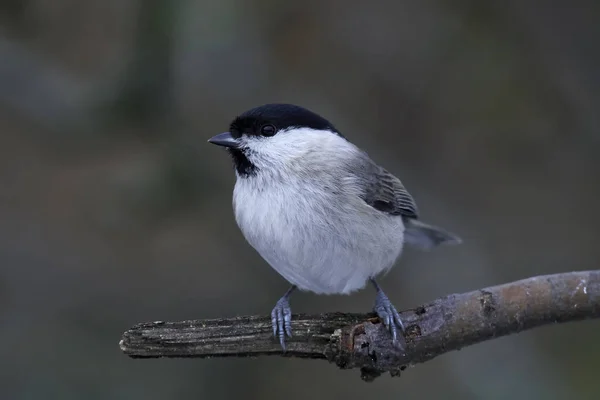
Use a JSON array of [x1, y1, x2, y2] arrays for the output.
[[120, 270, 600, 381]]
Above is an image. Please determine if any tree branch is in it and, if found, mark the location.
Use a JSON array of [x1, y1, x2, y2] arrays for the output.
[[120, 270, 600, 381]]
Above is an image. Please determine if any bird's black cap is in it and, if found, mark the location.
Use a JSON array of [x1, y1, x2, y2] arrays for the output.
[[229, 103, 342, 138]]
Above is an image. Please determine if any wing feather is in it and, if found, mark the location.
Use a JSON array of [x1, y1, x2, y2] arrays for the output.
[[352, 155, 419, 218]]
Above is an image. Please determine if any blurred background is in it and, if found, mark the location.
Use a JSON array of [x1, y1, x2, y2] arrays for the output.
[[1, 0, 599, 399]]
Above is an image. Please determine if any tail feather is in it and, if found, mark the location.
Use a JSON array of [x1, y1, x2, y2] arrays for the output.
[[404, 219, 462, 250]]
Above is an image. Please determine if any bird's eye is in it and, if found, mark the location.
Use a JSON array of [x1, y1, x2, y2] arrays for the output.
[[260, 124, 277, 137]]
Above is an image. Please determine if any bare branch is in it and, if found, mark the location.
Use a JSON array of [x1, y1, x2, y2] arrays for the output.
[[120, 270, 600, 381]]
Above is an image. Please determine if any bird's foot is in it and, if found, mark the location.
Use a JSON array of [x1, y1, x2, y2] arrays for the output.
[[270, 287, 295, 350], [372, 281, 405, 348]]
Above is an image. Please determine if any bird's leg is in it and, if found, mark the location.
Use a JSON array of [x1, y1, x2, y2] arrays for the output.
[[270, 285, 296, 350], [371, 278, 405, 347]]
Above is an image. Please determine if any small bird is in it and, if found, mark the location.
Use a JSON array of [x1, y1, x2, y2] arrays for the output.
[[208, 103, 461, 350]]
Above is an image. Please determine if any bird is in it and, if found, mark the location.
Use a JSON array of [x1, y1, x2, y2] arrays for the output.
[[208, 103, 461, 350]]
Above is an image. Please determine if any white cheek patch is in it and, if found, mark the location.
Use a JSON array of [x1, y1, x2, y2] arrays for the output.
[[242, 128, 351, 170]]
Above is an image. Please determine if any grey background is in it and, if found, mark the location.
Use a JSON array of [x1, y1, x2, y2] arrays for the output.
[[0, 1, 599, 399]]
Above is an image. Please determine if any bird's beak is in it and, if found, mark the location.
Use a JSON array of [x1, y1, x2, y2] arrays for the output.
[[208, 132, 239, 148]]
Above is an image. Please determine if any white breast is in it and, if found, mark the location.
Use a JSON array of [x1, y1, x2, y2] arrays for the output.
[[232, 173, 405, 295]]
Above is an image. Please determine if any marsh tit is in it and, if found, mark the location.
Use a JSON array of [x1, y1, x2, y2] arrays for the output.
[[209, 103, 461, 350]]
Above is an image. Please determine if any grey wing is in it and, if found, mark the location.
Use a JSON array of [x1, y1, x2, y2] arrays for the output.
[[354, 157, 419, 219], [349, 153, 462, 249]]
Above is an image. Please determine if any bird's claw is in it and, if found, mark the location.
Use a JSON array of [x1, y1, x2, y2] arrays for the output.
[[271, 296, 292, 350], [373, 289, 405, 348]]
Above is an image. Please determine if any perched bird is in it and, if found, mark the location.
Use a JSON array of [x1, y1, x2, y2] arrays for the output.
[[208, 103, 461, 350]]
